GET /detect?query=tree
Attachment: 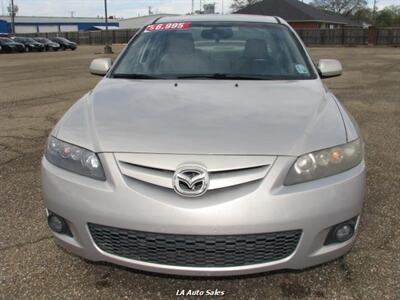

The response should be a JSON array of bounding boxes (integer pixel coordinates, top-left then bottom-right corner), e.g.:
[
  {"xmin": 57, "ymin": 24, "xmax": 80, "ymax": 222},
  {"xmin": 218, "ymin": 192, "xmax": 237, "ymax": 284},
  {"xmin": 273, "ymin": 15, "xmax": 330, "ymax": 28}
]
[
  {"xmin": 352, "ymin": 7, "xmax": 373, "ymax": 23},
  {"xmin": 310, "ymin": 0, "xmax": 368, "ymax": 16},
  {"xmin": 374, "ymin": 5, "xmax": 400, "ymax": 27},
  {"xmin": 230, "ymin": 0, "xmax": 262, "ymax": 12}
]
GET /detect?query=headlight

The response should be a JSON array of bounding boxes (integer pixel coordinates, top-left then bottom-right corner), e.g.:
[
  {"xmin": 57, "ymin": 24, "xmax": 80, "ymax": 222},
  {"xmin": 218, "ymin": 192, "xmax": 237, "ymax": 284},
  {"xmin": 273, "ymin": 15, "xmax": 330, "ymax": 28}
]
[
  {"xmin": 284, "ymin": 139, "xmax": 363, "ymax": 185},
  {"xmin": 45, "ymin": 136, "xmax": 106, "ymax": 181}
]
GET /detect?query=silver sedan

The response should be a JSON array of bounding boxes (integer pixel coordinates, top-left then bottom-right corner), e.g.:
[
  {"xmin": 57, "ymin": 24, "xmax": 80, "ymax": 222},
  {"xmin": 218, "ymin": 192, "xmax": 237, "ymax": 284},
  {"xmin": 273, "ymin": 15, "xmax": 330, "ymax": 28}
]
[{"xmin": 42, "ymin": 14, "xmax": 365, "ymax": 276}]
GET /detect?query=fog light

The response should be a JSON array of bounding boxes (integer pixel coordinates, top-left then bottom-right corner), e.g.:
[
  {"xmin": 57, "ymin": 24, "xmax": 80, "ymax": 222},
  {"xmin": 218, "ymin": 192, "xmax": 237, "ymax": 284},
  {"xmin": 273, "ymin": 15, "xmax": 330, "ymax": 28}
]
[
  {"xmin": 324, "ymin": 216, "xmax": 358, "ymax": 245},
  {"xmin": 48, "ymin": 215, "xmax": 64, "ymax": 232},
  {"xmin": 335, "ymin": 224, "xmax": 354, "ymax": 242},
  {"xmin": 47, "ymin": 213, "xmax": 72, "ymax": 236}
]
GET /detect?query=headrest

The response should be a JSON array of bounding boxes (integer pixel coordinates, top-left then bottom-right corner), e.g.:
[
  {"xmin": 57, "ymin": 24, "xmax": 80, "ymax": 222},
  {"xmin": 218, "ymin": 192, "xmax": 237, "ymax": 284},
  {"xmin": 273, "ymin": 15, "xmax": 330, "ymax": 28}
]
[
  {"xmin": 166, "ymin": 33, "xmax": 195, "ymax": 55},
  {"xmin": 243, "ymin": 39, "xmax": 269, "ymax": 59}
]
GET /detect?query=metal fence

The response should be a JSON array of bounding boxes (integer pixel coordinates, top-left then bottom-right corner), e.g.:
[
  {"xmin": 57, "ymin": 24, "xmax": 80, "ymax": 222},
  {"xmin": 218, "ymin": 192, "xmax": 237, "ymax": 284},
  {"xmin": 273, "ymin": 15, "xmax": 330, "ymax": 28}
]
[
  {"xmin": 20, "ymin": 27, "xmax": 400, "ymax": 46},
  {"xmin": 376, "ymin": 27, "xmax": 400, "ymax": 45},
  {"xmin": 296, "ymin": 28, "xmax": 368, "ymax": 45}
]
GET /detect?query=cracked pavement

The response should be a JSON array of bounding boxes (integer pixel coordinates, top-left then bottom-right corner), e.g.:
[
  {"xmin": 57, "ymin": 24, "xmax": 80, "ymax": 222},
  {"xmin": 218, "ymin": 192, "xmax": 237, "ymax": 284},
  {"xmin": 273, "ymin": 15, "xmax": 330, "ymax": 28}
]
[{"xmin": 0, "ymin": 46, "xmax": 399, "ymax": 299}]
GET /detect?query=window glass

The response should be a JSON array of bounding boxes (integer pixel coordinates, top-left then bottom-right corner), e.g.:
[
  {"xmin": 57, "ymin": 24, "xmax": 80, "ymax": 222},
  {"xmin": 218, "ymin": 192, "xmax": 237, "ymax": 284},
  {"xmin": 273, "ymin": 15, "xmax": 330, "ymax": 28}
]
[{"xmin": 112, "ymin": 22, "xmax": 316, "ymax": 80}]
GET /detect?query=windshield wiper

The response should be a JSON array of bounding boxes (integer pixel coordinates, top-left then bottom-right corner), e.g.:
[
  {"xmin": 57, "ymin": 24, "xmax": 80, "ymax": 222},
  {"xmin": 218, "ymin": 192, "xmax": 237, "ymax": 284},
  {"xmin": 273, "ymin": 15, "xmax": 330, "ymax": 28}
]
[
  {"xmin": 111, "ymin": 73, "xmax": 163, "ymax": 79},
  {"xmin": 175, "ymin": 74, "xmax": 270, "ymax": 80}
]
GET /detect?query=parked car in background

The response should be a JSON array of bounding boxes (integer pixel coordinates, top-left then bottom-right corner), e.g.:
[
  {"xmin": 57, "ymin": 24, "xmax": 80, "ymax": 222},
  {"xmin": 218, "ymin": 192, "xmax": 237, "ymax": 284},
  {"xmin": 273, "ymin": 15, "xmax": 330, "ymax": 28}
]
[
  {"xmin": 50, "ymin": 37, "xmax": 77, "ymax": 50},
  {"xmin": 0, "ymin": 37, "xmax": 25, "ymax": 53},
  {"xmin": 33, "ymin": 37, "xmax": 61, "ymax": 51},
  {"xmin": 12, "ymin": 37, "xmax": 45, "ymax": 52}
]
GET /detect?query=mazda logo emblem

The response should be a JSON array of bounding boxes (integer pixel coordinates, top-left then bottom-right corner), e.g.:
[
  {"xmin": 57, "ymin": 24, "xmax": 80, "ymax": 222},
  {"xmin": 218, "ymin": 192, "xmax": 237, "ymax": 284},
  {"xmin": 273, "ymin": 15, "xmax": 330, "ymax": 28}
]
[{"xmin": 173, "ymin": 165, "xmax": 209, "ymax": 197}]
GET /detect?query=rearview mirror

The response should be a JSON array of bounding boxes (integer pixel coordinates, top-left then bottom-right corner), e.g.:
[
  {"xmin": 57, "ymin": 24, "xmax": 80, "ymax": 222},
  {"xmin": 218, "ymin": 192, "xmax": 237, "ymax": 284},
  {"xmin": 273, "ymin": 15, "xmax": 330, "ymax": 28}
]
[
  {"xmin": 201, "ymin": 28, "xmax": 233, "ymax": 40},
  {"xmin": 89, "ymin": 58, "xmax": 112, "ymax": 76},
  {"xmin": 317, "ymin": 59, "xmax": 342, "ymax": 78}
]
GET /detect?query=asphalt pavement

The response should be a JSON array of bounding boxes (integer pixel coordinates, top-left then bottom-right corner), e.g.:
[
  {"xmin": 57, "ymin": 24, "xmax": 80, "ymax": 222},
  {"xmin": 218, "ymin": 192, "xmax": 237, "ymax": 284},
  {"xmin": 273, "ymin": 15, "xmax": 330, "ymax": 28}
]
[{"xmin": 0, "ymin": 45, "xmax": 399, "ymax": 299}]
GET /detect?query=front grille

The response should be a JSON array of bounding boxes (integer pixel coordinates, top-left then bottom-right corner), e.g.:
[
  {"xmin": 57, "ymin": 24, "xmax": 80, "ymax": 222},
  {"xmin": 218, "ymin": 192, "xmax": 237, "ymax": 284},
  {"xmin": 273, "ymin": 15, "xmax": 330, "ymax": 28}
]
[
  {"xmin": 113, "ymin": 153, "xmax": 276, "ymax": 193},
  {"xmin": 88, "ymin": 223, "xmax": 301, "ymax": 268}
]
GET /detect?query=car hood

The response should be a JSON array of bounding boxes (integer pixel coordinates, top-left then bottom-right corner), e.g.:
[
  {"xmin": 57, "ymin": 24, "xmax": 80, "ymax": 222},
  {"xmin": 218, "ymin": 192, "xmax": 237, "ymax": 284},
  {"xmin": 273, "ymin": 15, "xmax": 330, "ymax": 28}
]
[{"xmin": 55, "ymin": 79, "xmax": 346, "ymax": 156}]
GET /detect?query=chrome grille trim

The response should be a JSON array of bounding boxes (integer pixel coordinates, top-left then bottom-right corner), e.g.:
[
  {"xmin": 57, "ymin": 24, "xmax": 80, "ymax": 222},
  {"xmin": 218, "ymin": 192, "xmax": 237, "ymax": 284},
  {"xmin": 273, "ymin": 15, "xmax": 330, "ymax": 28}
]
[
  {"xmin": 114, "ymin": 154, "xmax": 276, "ymax": 191},
  {"xmin": 118, "ymin": 161, "xmax": 173, "ymax": 189}
]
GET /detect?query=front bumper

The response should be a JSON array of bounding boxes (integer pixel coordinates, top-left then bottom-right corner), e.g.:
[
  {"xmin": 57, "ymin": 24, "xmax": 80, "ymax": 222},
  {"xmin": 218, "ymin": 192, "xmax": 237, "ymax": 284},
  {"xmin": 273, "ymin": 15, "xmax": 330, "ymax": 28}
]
[{"xmin": 42, "ymin": 154, "xmax": 365, "ymax": 276}]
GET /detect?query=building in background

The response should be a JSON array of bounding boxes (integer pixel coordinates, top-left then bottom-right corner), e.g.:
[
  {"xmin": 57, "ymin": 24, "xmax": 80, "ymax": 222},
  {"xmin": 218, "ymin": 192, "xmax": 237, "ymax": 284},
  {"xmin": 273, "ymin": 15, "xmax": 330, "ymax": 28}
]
[
  {"xmin": 0, "ymin": 16, "xmax": 119, "ymax": 34},
  {"xmin": 203, "ymin": 3, "xmax": 216, "ymax": 14},
  {"xmin": 118, "ymin": 14, "xmax": 179, "ymax": 30},
  {"xmin": 235, "ymin": 0, "xmax": 362, "ymax": 28}
]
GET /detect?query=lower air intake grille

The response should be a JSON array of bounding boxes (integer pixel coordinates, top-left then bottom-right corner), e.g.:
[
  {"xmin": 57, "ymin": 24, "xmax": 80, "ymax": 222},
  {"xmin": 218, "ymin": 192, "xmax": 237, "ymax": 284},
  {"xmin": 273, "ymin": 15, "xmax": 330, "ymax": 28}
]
[{"xmin": 88, "ymin": 223, "xmax": 301, "ymax": 268}]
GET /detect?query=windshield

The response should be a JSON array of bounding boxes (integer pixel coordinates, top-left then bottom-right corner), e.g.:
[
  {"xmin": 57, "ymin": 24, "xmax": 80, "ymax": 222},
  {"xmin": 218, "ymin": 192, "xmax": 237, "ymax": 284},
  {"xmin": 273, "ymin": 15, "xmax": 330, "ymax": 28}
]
[
  {"xmin": 55, "ymin": 37, "xmax": 69, "ymax": 42},
  {"xmin": 0, "ymin": 38, "xmax": 15, "ymax": 44},
  {"xmin": 36, "ymin": 38, "xmax": 50, "ymax": 43},
  {"xmin": 15, "ymin": 37, "xmax": 32, "ymax": 43},
  {"xmin": 112, "ymin": 22, "xmax": 316, "ymax": 80}
]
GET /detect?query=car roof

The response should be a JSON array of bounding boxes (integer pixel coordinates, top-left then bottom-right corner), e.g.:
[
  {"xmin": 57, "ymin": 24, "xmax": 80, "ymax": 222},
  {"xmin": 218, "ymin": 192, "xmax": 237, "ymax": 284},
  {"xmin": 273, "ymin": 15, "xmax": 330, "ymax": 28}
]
[{"xmin": 156, "ymin": 14, "xmax": 285, "ymax": 25}]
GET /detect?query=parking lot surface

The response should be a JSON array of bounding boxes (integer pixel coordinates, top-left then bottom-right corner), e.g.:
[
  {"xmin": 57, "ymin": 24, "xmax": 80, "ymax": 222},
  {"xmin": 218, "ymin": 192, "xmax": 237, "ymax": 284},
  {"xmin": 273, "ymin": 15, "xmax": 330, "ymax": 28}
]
[{"xmin": 0, "ymin": 46, "xmax": 399, "ymax": 299}]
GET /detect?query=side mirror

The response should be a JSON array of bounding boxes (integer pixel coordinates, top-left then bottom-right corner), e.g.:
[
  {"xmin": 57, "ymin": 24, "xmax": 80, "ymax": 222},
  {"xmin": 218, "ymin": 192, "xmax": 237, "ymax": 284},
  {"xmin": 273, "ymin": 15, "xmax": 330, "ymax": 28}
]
[
  {"xmin": 89, "ymin": 58, "xmax": 112, "ymax": 76},
  {"xmin": 317, "ymin": 59, "xmax": 342, "ymax": 78}
]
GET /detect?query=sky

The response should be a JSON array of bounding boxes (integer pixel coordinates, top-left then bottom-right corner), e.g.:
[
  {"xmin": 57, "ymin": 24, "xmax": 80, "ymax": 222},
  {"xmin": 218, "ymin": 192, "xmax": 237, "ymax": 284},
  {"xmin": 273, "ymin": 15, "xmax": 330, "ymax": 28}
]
[{"xmin": 0, "ymin": 0, "xmax": 398, "ymax": 18}]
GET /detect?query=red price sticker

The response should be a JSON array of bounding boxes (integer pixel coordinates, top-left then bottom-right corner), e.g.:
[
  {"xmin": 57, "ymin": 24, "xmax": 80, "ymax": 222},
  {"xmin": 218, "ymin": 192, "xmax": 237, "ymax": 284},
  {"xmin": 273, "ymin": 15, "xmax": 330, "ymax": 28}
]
[{"xmin": 144, "ymin": 22, "xmax": 190, "ymax": 33}]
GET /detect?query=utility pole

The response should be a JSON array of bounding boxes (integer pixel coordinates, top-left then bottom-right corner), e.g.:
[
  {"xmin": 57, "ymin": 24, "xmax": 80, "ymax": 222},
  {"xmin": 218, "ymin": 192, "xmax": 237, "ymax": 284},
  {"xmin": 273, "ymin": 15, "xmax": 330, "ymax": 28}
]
[
  {"xmin": 373, "ymin": 0, "xmax": 377, "ymax": 16},
  {"xmin": 191, "ymin": 0, "xmax": 194, "ymax": 14},
  {"xmin": 1, "ymin": 0, "xmax": 5, "ymax": 16},
  {"xmin": 104, "ymin": 0, "xmax": 112, "ymax": 53},
  {"xmin": 10, "ymin": 0, "xmax": 15, "ymax": 34}
]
